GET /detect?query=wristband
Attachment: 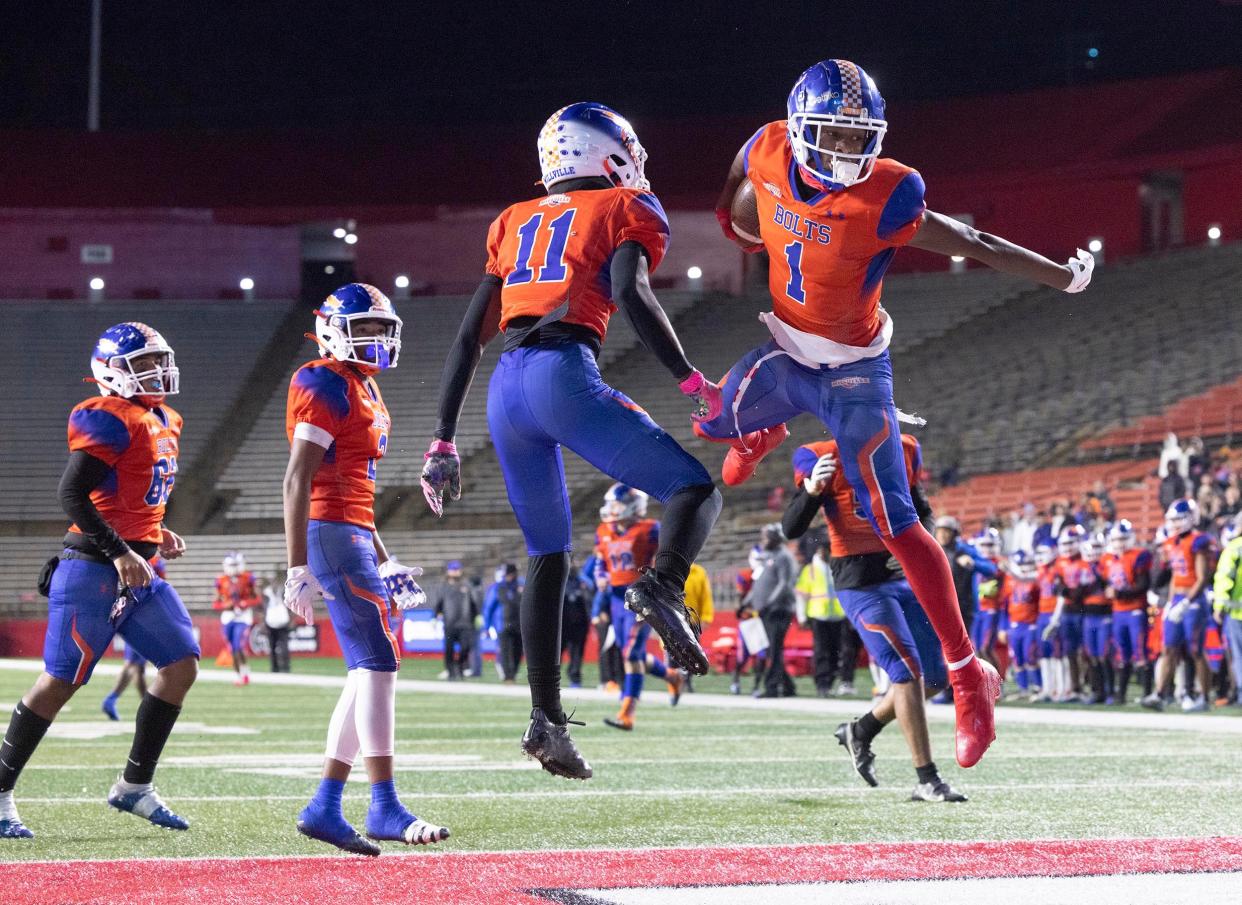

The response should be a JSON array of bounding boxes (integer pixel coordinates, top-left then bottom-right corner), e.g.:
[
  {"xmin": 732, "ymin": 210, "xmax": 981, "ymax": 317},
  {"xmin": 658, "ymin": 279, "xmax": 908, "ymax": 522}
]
[
  {"xmin": 425, "ymin": 439, "xmax": 457, "ymax": 458},
  {"xmin": 679, "ymin": 369, "xmax": 706, "ymax": 395}
]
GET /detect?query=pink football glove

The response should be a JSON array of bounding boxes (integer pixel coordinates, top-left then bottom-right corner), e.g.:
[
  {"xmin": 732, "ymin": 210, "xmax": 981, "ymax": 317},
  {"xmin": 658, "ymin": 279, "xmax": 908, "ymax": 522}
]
[
  {"xmin": 679, "ymin": 369, "xmax": 723, "ymax": 423},
  {"xmin": 420, "ymin": 439, "xmax": 461, "ymax": 517}
]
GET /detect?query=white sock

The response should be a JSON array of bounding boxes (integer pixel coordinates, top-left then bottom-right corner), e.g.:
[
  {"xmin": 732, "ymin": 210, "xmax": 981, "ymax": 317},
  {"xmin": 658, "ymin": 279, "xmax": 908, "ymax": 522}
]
[
  {"xmin": 0, "ymin": 790, "xmax": 19, "ymax": 821},
  {"xmin": 241, "ymin": 663, "xmax": 250, "ymax": 678},
  {"xmin": 325, "ymin": 669, "xmax": 361, "ymax": 766},
  {"xmin": 1038, "ymin": 659, "xmax": 1051, "ymax": 695},
  {"xmin": 355, "ymin": 669, "xmax": 397, "ymax": 759}
]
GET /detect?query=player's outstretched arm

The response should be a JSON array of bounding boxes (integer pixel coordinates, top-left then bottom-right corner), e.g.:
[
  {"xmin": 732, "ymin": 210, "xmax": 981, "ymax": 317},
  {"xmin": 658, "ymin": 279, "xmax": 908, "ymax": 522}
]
[
  {"xmin": 909, "ymin": 210, "xmax": 1093, "ymax": 293},
  {"xmin": 611, "ymin": 242, "xmax": 722, "ymax": 422}
]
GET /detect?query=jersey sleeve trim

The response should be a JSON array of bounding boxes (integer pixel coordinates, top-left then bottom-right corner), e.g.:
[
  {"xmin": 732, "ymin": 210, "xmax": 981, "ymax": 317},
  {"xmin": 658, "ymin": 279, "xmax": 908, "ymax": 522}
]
[
  {"xmin": 68, "ymin": 406, "xmax": 132, "ymax": 465},
  {"xmin": 876, "ymin": 170, "xmax": 927, "ymax": 244},
  {"xmin": 741, "ymin": 125, "xmax": 768, "ymax": 176},
  {"xmin": 294, "ymin": 422, "xmax": 334, "ymax": 449}
]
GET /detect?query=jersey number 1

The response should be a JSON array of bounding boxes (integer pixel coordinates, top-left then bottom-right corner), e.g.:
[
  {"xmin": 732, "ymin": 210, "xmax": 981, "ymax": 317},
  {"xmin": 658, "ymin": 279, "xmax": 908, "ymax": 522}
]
[
  {"xmin": 506, "ymin": 209, "xmax": 578, "ymax": 286},
  {"xmin": 784, "ymin": 241, "xmax": 806, "ymax": 305}
]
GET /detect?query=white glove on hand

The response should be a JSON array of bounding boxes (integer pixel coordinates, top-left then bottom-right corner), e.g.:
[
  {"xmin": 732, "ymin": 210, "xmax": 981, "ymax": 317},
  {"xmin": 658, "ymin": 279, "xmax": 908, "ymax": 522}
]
[
  {"xmin": 1041, "ymin": 617, "xmax": 1061, "ymax": 642},
  {"xmin": 1064, "ymin": 249, "xmax": 1095, "ymax": 293},
  {"xmin": 1164, "ymin": 600, "xmax": 1188, "ymax": 624},
  {"xmin": 803, "ymin": 452, "xmax": 837, "ymax": 496},
  {"xmin": 284, "ymin": 565, "xmax": 331, "ymax": 625},
  {"xmin": 379, "ymin": 559, "xmax": 427, "ymax": 610}
]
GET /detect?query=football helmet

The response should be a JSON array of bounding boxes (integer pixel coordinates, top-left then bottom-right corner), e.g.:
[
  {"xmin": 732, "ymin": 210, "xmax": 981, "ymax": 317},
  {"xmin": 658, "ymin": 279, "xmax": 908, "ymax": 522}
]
[
  {"xmin": 1081, "ymin": 533, "xmax": 1105, "ymax": 563},
  {"xmin": 1057, "ymin": 524, "xmax": 1086, "ymax": 557},
  {"xmin": 1034, "ymin": 542, "xmax": 1057, "ymax": 567},
  {"xmin": 786, "ymin": 59, "xmax": 888, "ymax": 189},
  {"xmin": 600, "ymin": 483, "xmax": 649, "ymax": 524},
  {"xmin": 1107, "ymin": 519, "xmax": 1135, "ymax": 554},
  {"xmin": 1164, "ymin": 498, "xmax": 1198, "ymax": 537},
  {"xmin": 1009, "ymin": 549, "xmax": 1036, "ymax": 580},
  {"xmin": 973, "ymin": 527, "xmax": 1001, "ymax": 558},
  {"xmin": 538, "ymin": 102, "xmax": 649, "ymax": 191},
  {"xmin": 315, "ymin": 283, "xmax": 402, "ymax": 370},
  {"xmin": 222, "ymin": 552, "xmax": 245, "ymax": 577},
  {"xmin": 91, "ymin": 322, "xmax": 179, "ymax": 403}
]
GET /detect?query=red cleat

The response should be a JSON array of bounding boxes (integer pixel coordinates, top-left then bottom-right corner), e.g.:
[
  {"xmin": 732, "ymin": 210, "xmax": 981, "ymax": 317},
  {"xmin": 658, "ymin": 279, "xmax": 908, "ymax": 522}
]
[
  {"xmin": 950, "ymin": 658, "xmax": 1001, "ymax": 768},
  {"xmin": 721, "ymin": 424, "xmax": 789, "ymax": 486}
]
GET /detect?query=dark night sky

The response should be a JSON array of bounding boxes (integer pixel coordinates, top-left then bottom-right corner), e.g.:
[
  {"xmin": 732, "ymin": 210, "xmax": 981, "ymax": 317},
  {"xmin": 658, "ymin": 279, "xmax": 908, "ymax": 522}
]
[{"xmin": 3, "ymin": 1, "xmax": 1241, "ymax": 132}]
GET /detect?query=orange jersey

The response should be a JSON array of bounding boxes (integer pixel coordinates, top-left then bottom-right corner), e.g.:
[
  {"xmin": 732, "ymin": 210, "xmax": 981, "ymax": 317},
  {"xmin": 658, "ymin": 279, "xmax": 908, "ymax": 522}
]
[
  {"xmin": 1081, "ymin": 561, "xmax": 1110, "ymax": 611},
  {"xmin": 1161, "ymin": 530, "xmax": 1213, "ymax": 594},
  {"xmin": 742, "ymin": 121, "xmax": 925, "ymax": 346},
  {"xmin": 1100, "ymin": 548, "xmax": 1152, "ymax": 611},
  {"xmin": 286, "ymin": 358, "xmax": 391, "ymax": 531},
  {"xmin": 66, "ymin": 395, "xmax": 181, "ymax": 545},
  {"xmin": 792, "ymin": 434, "xmax": 920, "ymax": 557},
  {"xmin": 594, "ymin": 518, "xmax": 659, "ymax": 587},
  {"xmin": 213, "ymin": 572, "xmax": 261, "ymax": 611},
  {"xmin": 1037, "ymin": 562, "xmax": 1059, "ymax": 614},
  {"xmin": 1005, "ymin": 577, "xmax": 1040, "ymax": 623},
  {"xmin": 485, "ymin": 187, "xmax": 670, "ymax": 342}
]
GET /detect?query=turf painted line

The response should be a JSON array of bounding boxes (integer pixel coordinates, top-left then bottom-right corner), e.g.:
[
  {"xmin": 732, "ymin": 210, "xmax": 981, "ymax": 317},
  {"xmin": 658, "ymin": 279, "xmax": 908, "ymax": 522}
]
[
  {"xmin": 2, "ymin": 657, "xmax": 1240, "ymax": 734},
  {"xmin": 0, "ymin": 836, "xmax": 1237, "ymax": 904}
]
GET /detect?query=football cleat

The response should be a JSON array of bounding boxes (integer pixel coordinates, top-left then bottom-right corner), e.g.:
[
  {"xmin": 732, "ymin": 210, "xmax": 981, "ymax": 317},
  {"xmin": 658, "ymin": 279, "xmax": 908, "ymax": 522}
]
[
  {"xmin": 101, "ymin": 694, "xmax": 120, "ymax": 721},
  {"xmin": 365, "ymin": 804, "xmax": 450, "ymax": 846},
  {"xmin": 603, "ymin": 716, "xmax": 634, "ymax": 731},
  {"xmin": 521, "ymin": 708, "xmax": 592, "ymax": 780},
  {"xmin": 624, "ymin": 570, "xmax": 709, "ymax": 675},
  {"xmin": 668, "ymin": 669, "xmax": 686, "ymax": 707},
  {"xmin": 107, "ymin": 781, "xmax": 189, "ymax": 831},
  {"xmin": 0, "ymin": 818, "xmax": 33, "ymax": 839},
  {"xmin": 950, "ymin": 658, "xmax": 1001, "ymax": 768},
  {"xmin": 911, "ymin": 779, "xmax": 968, "ymax": 803},
  {"xmin": 722, "ymin": 424, "xmax": 789, "ymax": 487},
  {"xmin": 834, "ymin": 720, "xmax": 879, "ymax": 787},
  {"xmin": 1140, "ymin": 693, "xmax": 1166, "ymax": 712},
  {"xmin": 297, "ymin": 804, "xmax": 380, "ymax": 857},
  {"xmin": 1181, "ymin": 696, "xmax": 1208, "ymax": 713}
]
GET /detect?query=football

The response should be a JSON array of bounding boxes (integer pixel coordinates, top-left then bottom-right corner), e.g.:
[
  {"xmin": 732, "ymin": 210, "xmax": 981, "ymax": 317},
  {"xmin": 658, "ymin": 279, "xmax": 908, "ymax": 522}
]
[{"xmin": 730, "ymin": 179, "xmax": 762, "ymax": 244}]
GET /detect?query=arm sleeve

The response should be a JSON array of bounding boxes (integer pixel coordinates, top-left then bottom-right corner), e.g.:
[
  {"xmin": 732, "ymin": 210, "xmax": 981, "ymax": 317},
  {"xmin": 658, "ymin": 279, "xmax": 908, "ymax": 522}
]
[
  {"xmin": 876, "ymin": 170, "xmax": 927, "ymax": 246},
  {"xmin": 434, "ymin": 275, "xmax": 503, "ymax": 441},
  {"xmin": 615, "ymin": 192, "xmax": 671, "ymax": 273},
  {"xmin": 58, "ymin": 450, "xmax": 130, "ymax": 559},
  {"xmin": 970, "ymin": 547, "xmax": 998, "ymax": 577},
  {"xmin": 910, "ymin": 484, "xmax": 933, "ymax": 522},
  {"xmin": 609, "ymin": 241, "xmax": 693, "ymax": 379},
  {"xmin": 782, "ymin": 487, "xmax": 823, "ymax": 541}
]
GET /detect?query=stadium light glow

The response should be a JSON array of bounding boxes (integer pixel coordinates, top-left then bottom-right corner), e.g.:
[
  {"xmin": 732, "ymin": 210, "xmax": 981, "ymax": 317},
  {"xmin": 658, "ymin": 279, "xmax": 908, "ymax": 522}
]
[
  {"xmin": 239, "ymin": 277, "xmax": 255, "ymax": 291},
  {"xmin": 1208, "ymin": 224, "xmax": 1222, "ymax": 245},
  {"xmin": 1088, "ymin": 238, "xmax": 1103, "ymax": 254},
  {"xmin": 1087, "ymin": 47, "xmax": 1099, "ymax": 59},
  {"xmin": 324, "ymin": 264, "xmax": 335, "ymax": 274},
  {"xmin": 395, "ymin": 275, "xmax": 410, "ymax": 289},
  {"xmin": 686, "ymin": 266, "xmax": 703, "ymax": 280},
  {"xmin": 950, "ymin": 255, "xmax": 965, "ymax": 263},
  {"xmin": 89, "ymin": 277, "xmax": 105, "ymax": 291},
  {"xmin": 333, "ymin": 227, "xmax": 347, "ymax": 239},
  {"xmin": 344, "ymin": 233, "xmax": 358, "ymax": 245}
]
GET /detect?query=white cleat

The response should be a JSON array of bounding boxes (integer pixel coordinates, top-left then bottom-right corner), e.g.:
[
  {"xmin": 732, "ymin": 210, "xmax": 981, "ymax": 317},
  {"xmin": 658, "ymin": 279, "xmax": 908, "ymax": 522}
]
[{"xmin": 403, "ymin": 817, "xmax": 451, "ymax": 845}]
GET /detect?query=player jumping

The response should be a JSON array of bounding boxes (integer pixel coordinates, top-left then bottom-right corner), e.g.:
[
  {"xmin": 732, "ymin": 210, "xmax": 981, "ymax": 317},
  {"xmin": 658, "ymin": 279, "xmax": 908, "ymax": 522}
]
[
  {"xmin": 1, "ymin": 324, "xmax": 197, "ymax": 838},
  {"xmin": 701, "ymin": 59, "xmax": 1094, "ymax": 766},
  {"xmin": 420, "ymin": 102, "xmax": 723, "ymax": 780},
  {"xmin": 282, "ymin": 284, "xmax": 448, "ymax": 855}
]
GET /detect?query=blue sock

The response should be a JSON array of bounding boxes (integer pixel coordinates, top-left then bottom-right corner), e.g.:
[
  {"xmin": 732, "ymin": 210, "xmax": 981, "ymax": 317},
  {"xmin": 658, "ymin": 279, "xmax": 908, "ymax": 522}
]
[
  {"xmin": 1015, "ymin": 669, "xmax": 1028, "ymax": 692},
  {"xmin": 370, "ymin": 778, "xmax": 400, "ymax": 811},
  {"xmin": 623, "ymin": 672, "xmax": 645, "ymax": 701},
  {"xmin": 646, "ymin": 657, "xmax": 668, "ymax": 679},
  {"xmin": 310, "ymin": 777, "xmax": 345, "ymax": 814}
]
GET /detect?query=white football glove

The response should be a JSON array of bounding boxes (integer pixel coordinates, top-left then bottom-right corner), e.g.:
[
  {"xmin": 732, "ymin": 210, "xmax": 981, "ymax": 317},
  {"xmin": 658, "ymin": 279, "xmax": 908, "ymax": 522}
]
[
  {"xmin": 1063, "ymin": 248, "xmax": 1095, "ymax": 293},
  {"xmin": 1041, "ymin": 616, "xmax": 1061, "ymax": 642},
  {"xmin": 284, "ymin": 565, "xmax": 332, "ymax": 625},
  {"xmin": 379, "ymin": 559, "xmax": 427, "ymax": 610},
  {"xmin": 1164, "ymin": 599, "xmax": 1188, "ymax": 624},
  {"xmin": 803, "ymin": 452, "xmax": 837, "ymax": 495}
]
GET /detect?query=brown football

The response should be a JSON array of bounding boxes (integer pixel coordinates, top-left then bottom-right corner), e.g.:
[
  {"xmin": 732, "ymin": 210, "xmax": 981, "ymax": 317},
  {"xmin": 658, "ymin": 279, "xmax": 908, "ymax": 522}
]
[{"xmin": 730, "ymin": 179, "xmax": 762, "ymax": 244}]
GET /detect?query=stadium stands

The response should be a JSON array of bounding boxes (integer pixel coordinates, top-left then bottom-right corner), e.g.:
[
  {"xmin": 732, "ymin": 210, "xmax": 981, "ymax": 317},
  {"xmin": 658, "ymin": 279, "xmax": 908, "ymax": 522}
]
[{"xmin": 1082, "ymin": 373, "xmax": 1242, "ymax": 453}]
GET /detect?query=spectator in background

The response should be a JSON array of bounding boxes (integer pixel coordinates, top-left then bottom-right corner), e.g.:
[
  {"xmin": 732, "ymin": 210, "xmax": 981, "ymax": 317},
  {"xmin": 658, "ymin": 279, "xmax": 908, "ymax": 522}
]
[
  {"xmin": 561, "ymin": 564, "xmax": 591, "ymax": 689},
  {"xmin": 1031, "ymin": 508, "xmax": 1055, "ymax": 552},
  {"xmin": 932, "ymin": 516, "xmax": 998, "ymax": 702},
  {"xmin": 1159, "ymin": 461, "xmax": 1187, "ymax": 513},
  {"xmin": 262, "ymin": 567, "xmax": 292, "ymax": 673},
  {"xmin": 750, "ymin": 524, "xmax": 798, "ymax": 698},
  {"xmin": 1186, "ymin": 436, "xmax": 1208, "ymax": 485},
  {"xmin": 584, "ymin": 555, "xmax": 623, "ymax": 694},
  {"xmin": 1012, "ymin": 502, "xmax": 1039, "ymax": 553},
  {"xmin": 796, "ymin": 541, "xmax": 846, "ymax": 697},
  {"xmin": 1158, "ymin": 432, "xmax": 1184, "ymax": 479},
  {"xmin": 1049, "ymin": 502, "xmax": 1076, "ymax": 542},
  {"xmin": 1219, "ymin": 484, "xmax": 1242, "ymax": 529},
  {"xmin": 433, "ymin": 561, "xmax": 478, "ymax": 681},
  {"xmin": 682, "ymin": 562, "xmax": 714, "ymax": 693},
  {"xmin": 484, "ymin": 563, "xmax": 523, "ymax": 683},
  {"xmin": 1215, "ymin": 515, "xmax": 1242, "ymax": 706},
  {"xmin": 1196, "ymin": 473, "xmax": 1222, "ymax": 528}
]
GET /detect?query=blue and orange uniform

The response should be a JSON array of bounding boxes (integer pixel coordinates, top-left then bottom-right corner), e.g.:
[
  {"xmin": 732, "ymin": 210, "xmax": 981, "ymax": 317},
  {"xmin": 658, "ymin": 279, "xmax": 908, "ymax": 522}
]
[
  {"xmin": 47, "ymin": 396, "xmax": 197, "ymax": 684},
  {"xmin": 213, "ymin": 571, "xmax": 262, "ymax": 654},
  {"xmin": 1036, "ymin": 559, "xmax": 1061, "ymax": 659},
  {"xmin": 1160, "ymin": 530, "xmax": 1214, "ymax": 656},
  {"xmin": 972, "ymin": 558, "xmax": 1005, "ymax": 657},
  {"xmin": 1080, "ymin": 562, "xmax": 1112, "ymax": 662},
  {"xmin": 1003, "ymin": 576, "xmax": 1041, "ymax": 692},
  {"xmin": 1052, "ymin": 554, "xmax": 1091, "ymax": 657},
  {"xmin": 286, "ymin": 358, "xmax": 399, "ymax": 671},
  {"xmin": 1101, "ymin": 547, "xmax": 1152, "ymax": 666}
]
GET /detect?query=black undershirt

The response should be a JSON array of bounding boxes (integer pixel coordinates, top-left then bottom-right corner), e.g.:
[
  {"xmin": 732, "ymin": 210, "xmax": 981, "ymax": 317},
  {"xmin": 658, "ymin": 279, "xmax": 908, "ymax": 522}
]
[{"xmin": 58, "ymin": 449, "xmax": 157, "ymax": 561}]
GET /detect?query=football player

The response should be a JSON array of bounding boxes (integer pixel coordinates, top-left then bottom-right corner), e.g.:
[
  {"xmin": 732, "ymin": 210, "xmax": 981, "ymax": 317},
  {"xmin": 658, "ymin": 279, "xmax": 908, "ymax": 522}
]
[
  {"xmin": 420, "ymin": 103, "xmax": 723, "ymax": 780},
  {"xmin": 1044, "ymin": 525, "xmax": 1090, "ymax": 702},
  {"xmin": 1033, "ymin": 541, "xmax": 1065, "ymax": 701},
  {"xmin": 970, "ymin": 529, "xmax": 1005, "ymax": 674},
  {"xmin": 1100, "ymin": 519, "xmax": 1152, "ymax": 703},
  {"xmin": 1143, "ymin": 500, "xmax": 1214, "ymax": 711},
  {"xmin": 699, "ymin": 60, "xmax": 1093, "ymax": 767},
  {"xmin": 594, "ymin": 485, "xmax": 683, "ymax": 730},
  {"xmin": 1079, "ymin": 533, "xmax": 1114, "ymax": 703},
  {"xmin": 1, "ymin": 324, "xmax": 197, "ymax": 838},
  {"xmin": 784, "ymin": 434, "xmax": 967, "ymax": 802},
  {"xmin": 282, "ymin": 284, "xmax": 447, "ymax": 855},
  {"xmin": 1002, "ymin": 550, "xmax": 1041, "ymax": 701},
  {"xmin": 213, "ymin": 551, "xmax": 262, "ymax": 686}
]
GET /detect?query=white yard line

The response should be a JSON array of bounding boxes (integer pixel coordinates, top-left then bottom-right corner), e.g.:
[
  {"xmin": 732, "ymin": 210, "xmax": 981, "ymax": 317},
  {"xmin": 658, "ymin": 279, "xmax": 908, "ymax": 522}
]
[{"xmin": 3, "ymin": 657, "xmax": 1239, "ymax": 734}]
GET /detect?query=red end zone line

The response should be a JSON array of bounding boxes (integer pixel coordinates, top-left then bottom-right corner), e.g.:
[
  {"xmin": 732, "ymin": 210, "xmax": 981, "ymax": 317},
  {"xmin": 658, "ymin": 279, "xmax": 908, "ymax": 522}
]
[{"xmin": 4, "ymin": 837, "xmax": 1241, "ymax": 905}]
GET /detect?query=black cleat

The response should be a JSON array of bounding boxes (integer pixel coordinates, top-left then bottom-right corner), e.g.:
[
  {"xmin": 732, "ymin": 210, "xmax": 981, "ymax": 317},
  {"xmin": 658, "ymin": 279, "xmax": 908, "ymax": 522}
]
[
  {"xmin": 910, "ymin": 779, "xmax": 968, "ymax": 803},
  {"xmin": 602, "ymin": 716, "xmax": 633, "ymax": 731},
  {"xmin": 624, "ymin": 569, "xmax": 709, "ymax": 676},
  {"xmin": 834, "ymin": 720, "xmax": 878, "ymax": 788},
  {"xmin": 296, "ymin": 815, "xmax": 382, "ymax": 857},
  {"xmin": 521, "ymin": 708, "xmax": 592, "ymax": 780}
]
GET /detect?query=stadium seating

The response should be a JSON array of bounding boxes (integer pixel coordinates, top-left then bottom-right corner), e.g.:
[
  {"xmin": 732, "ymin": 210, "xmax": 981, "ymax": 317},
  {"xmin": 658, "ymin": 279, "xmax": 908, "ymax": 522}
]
[
  {"xmin": 1081, "ymin": 373, "xmax": 1242, "ymax": 453},
  {"xmin": 0, "ymin": 300, "xmax": 293, "ymax": 523}
]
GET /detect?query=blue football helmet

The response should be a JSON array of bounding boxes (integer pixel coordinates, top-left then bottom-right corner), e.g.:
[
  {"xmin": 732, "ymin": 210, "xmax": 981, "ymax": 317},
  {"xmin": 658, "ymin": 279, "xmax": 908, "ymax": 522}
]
[
  {"xmin": 1034, "ymin": 542, "xmax": 1057, "ymax": 567},
  {"xmin": 315, "ymin": 283, "xmax": 402, "ymax": 370},
  {"xmin": 1164, "ymin": 498, "xmax": 1198, "ymax": 537},
  {"xmin": 786, "ymin": 59, "xmax": 888, "ymax": 189},
  {"xmin": 538, "ymin": 102, "xmax": 649, "ymax": 191},
  {"xmin": 1057, "ymin": 524, "xmax": 1086, "ymax": 557},
  {"xmin": 973, "ymin": 527, "xmax": 1002, "ymax": 558},
  {"xmin": 600, "ymin": 483, "xmax": 649, "ymax": 524},
  {"xmin": 1082, "ymin": 532, "xmax": 1105, "ymax": 563},
  {"xmin": 1107, "ymin": 519, "xmax": 1135, "ymax": 554},
  {"xmin": 90, "ymin": 322, "xmax": 179, "ymax": 401},
  {"xmin": 1009, "ymin": 549, "xmax": 1036, "ymax": 580}
]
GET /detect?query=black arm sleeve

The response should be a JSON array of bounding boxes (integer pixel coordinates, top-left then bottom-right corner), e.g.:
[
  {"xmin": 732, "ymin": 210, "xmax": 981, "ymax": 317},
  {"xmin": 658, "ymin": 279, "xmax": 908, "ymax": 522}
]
[
  {"xmin": 1131, "ymin": 569, "xmax": 1151, "ymax": 596},
  {"xmin": 610, "ymin": 241, "xmax": 694, "ymax": 380},
  {"xmin": 58, "ymin": 451, "xmax": 129, "ymax": 559},
  {"xmin": 1153, "ymin": 565, "xmax": 1172, "ymax": 592},
  {"xmin": 910, "ymin": 484, "xmax": 933, "ymax": 523},
  {"xmin": 782, "ymin": 487, "xmax": 824, "ymax": 541},
  {"xmin": 434, "ymin": 275, "xmax": 503, "ymax": 441}
]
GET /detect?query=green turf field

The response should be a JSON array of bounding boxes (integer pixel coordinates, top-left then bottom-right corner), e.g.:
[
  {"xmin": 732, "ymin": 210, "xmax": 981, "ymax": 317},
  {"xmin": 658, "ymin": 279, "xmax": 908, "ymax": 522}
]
[{"xmin": 0, "ymin": 657, "xmax": 1238, "ymax": 863}]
